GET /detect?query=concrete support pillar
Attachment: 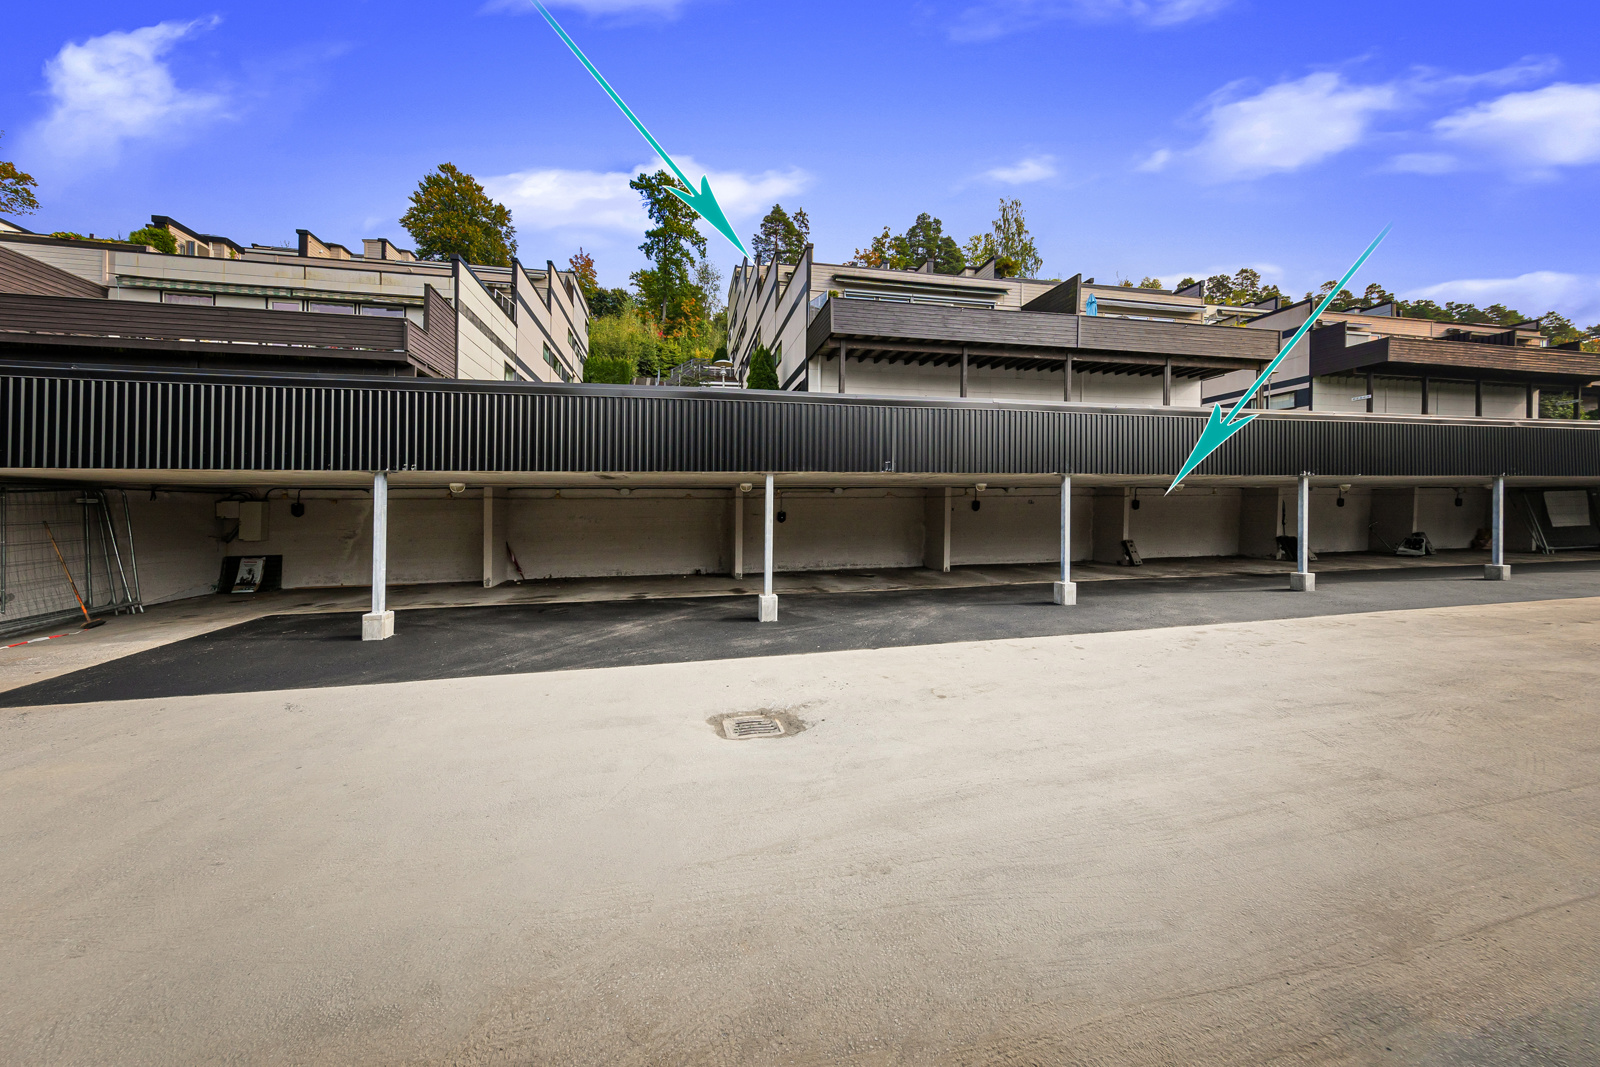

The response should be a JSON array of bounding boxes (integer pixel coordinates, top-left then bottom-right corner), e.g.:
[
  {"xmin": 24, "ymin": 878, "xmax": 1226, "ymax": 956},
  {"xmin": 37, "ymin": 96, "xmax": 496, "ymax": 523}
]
[
  {"xmin": 1162, "ymin": 360, "xmax": 1173, "ymax": 406},
  {"xmin": 941, "ymin": 487, "xmax": 952, "ymax": 572},
  {"xmin": 960, "ymin": 347, "xmax": 969, "ymax": 399},
  {"xmin": 758, "ymin": 474, "xmax": 777, "ymax": 621},
  {"xmin": 837, "ymin": 344, "xmax": 847, "ymax": 395},
  {"xmin": 733, "ymin": 486, "xmax": 745, "ymax": 579},
  {"xmin": 482, "ymin": 486, "xmax": 509, "ymax": 588},
  {"xmin": 1064, "ymin": 355, "xmax": 1074, "ymax": 402},
  {"xmin": 1290, "ymin": 473, "xmax": 1315, "ymax": 592},
  {"xmin": 363, "ymin": 471, "xmax": 394, "ymax": 640},
  {"xmin": 1486, "ymin": 475, "xmax": 1511, "ymax": 580},
  {"xmin": 1053, "ymin": 475, "xmax": 1077, "ymax": 605}
]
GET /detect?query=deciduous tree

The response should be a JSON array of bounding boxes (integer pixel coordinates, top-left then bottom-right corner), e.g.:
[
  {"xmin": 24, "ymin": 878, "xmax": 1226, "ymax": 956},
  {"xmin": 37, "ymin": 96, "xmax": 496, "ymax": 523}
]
[
  {"xmin": 400, "ymin": 163, "xmax": 516, "ymax": 266},
  {"xmin": 0, "ymin": 133, "xmax": 40, "ymax": 217},
  {"xmin": 963, "ymin": 199, "xmax": 1042, "ymax": 278}
]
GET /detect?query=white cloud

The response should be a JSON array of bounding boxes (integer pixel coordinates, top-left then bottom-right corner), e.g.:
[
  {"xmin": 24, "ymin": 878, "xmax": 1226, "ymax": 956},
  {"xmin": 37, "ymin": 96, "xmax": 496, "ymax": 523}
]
[
  {"xmin": 1408, "ymin": 271, "xmax": 1600, "ymax": 323},
  {"xmin": 1137, "ymin": 148, "xmax": 1172, "ymax": 173},
  {"xmin": 485, "ymin": 156, "xmax": 809, "ymax": 236},
  {"xmin": 28, "ymin": 19, "xmax": 225, "ymax": 163},
  {"xmin": 950, "ymin": 0, "xmax": 1229, "ymax": 42},
  {"xmin": 1183, "ymin": 72, "xmax": 1399, "ymax": 180},
  {"xmin": 1434, "ymin": 83, "xmax": 1600, "ymax": 171},
  {"xmin": 1388, "ymin": 152, "xmax": 1458, "ymax": 174},
  {"xmin": 983, "ymin": 156, "xmax": 1057, "ymax": 183}
]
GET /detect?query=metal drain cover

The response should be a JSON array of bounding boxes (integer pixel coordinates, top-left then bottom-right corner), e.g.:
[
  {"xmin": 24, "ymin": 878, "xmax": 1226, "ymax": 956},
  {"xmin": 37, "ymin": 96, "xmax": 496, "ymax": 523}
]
[{"xmin": 722, "ymin": 715, "xmax": 785, "ymax": 740}]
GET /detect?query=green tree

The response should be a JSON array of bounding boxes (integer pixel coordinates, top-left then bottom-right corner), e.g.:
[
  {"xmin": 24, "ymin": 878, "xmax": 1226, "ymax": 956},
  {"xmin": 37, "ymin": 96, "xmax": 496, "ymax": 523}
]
[
  {"xmin": 0, "ymin": 133, "xmax": 40, "ymax": 217},
  {"xmin": 895, "ymin": 213, "xmax": 965, "ymax": 274},
  {"xmin": 127, "ymin": 225, "xmax": 178, "ymax": 254},
  {"xmin": 1174, "ymin": 276, "xmax": 1199, "ymax": 293},
  {"xmin": 400, "ymin": 163, "xmax": 516, "ymax": 266},
  {"xmin": 746, "ymin": 344, "xmax": 779, "ymax": 390},
  {"xmin": 628, "ymin": 170, "xmax": 708, "ymax": 333},
  {"xmin": 751, "ymin": 204, "xmax": 810, "ymax": 264},
  {"xmin": 590, "ymin": 287, "xmax": 633, "ymax": 319},
  {"xmin": 963, "ymin": 198, "xmax": 1042, "ymax": 278},
  {"xmin": 1138, "ymin": 277, "xmax": 1163, "ymax": 289}
]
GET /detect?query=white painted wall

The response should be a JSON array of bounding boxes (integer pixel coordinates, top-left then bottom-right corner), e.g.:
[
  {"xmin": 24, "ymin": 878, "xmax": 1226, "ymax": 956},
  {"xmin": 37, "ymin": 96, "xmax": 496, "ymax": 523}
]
[
  {"xmin": 1415, "ymin": 487, "xmax": 1490, "ymax": 549},
  {"xmin": 947, "ymin": 488, "xmax": 1092, "ymax": 564},
  {"xmin": 512, "ymin": 490, "xmax": 729, "ymax": 579},
  {"xmin": 1312, "ymin": 375, "xmax": 1528, "ymax": 417},
  {"xmin": 1129, "ymin": 488, "xmax": 1241, "ymax": 558},
  {"xmin": 737, "ymin": 490, "xmax": 926, "ymax": 572},
  {"xmin": 123, "ymin": 493, "xmax": 227, "ymax": 604},
  {"xmin": 817, "ymin": 360, "xmax": 1201, "ymax": 406}
]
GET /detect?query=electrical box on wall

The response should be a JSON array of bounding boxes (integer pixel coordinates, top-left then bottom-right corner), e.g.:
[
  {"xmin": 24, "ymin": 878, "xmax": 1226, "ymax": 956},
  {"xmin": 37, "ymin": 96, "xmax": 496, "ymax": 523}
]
[
  {"xmin": 215, "ymin": 500, "xmax": 240, "ymax": 519},
  {"xmin": 237, "ymin": 501, "xmax": 267, "ymax": 541}
]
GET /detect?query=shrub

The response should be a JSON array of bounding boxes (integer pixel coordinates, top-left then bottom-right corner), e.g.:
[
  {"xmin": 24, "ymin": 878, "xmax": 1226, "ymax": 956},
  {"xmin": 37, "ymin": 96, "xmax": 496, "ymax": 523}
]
[
  {"xmin": 746, "ymin": 344, "xmax": 779, "ymax": 390},
  {"xmin": 128, "ymin": 226, "xmax": 177, "ymax": 254},
  {"xmin": 583, "ymin": 354, "xmax": 637, "ymax": 385}
]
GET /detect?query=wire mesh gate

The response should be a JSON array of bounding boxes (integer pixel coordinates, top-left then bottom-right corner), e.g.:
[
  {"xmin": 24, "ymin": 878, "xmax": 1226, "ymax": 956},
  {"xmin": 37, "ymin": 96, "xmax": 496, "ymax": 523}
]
[{"xmin": 0, "ymin": 489, "xmax": 143, "ymax": 639}]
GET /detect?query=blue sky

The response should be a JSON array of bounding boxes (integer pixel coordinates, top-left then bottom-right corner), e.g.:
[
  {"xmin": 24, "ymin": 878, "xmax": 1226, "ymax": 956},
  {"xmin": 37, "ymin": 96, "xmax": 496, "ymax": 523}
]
[{"xmin": 6, "ymin": 0, "xmax": 1599, "ymax": 321}]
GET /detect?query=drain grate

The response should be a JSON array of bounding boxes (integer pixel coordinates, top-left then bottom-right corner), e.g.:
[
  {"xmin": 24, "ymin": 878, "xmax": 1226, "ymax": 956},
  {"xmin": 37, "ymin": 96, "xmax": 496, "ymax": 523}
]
[{"xmin": 722, "ymin": 715, "xmax": 785, "ymax": 740}]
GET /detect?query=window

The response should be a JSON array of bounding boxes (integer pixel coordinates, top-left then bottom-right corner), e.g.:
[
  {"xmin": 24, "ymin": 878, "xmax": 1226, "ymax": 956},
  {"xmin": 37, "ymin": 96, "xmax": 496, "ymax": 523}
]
[
  {"xmin": 567, "ymin": 328, "xmax": 578, "ymax": 355},
  {"xmin": 307, "ymin": 302, "xmax": 354, "ymax": 315},
  {"xmin": 268, "ymin": 299, "xmax": 301, "ymax": 312},
  {"xmin": 504, "ymin": 363, "xmax": 519, "ymax": 381},
  {"xmin": 361, "ymin": 305, "xmax": 405, "ymax": 317},
  {"xmin": 162, "ymin": 291, "xmax": 214, "ymax": 306},
  {"xmin": 543, "ymin": 342, "xmax": 556, "ymax": 368}
]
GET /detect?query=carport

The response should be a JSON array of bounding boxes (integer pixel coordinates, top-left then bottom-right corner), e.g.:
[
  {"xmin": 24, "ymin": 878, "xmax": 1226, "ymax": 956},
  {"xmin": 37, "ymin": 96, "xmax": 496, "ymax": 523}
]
[{"xmin": 2, "ymin": 363, "xmax": 1598, "ymax": 640}]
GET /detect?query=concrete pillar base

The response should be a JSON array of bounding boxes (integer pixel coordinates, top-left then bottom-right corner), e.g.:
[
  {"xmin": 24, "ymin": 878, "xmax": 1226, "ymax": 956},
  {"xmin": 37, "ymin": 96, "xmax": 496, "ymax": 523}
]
[
  {"xmin": 757, "ymin": 594, "xmax": 778, "ymax": 623},
  {"xmin": 362, "ymin": 610, "xmax": 395, "ymax": 641},
  {"xmin": 1484, "ymin": 564, "xmax": 1512, "ymax": 581},
  {"xmin": 1289, "ymin": 572, "xmax": 1316, "ymax": 592},
  {"xmin": 1052, "ymin": 581, "xmax": 1077, "ymax": 606}
]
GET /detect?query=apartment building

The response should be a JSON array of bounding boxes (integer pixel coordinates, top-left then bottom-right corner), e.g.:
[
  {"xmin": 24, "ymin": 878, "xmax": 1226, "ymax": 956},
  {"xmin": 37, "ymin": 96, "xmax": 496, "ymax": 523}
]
[
  {"xmin": 726, "ymin": 250, "xmax": 1280, "ymax": 406},
  {"xmin": 1205, "ymin": 299, "xmax": 1593, "ymax": 418},
  {"xmin": 0, "ymin": 216, "xmax": 589, "ymax": 382}
]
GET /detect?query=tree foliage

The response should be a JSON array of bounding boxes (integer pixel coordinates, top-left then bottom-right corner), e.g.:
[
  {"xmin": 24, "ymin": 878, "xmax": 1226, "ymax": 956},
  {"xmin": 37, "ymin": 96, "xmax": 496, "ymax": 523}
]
[
  {"xmin": 0, "ymin": 133, "xmax": 40, "ymax": 217},
  {"xmin": 963, "ymin": 198, "xmax": 1042, "ymax": 278},
  {"xmin": 567, "ymin": 248, "xmax": 599, "ymax": 302},
  {"xmin": 751, "ymin": 204, "xmax": 810, "ymax": 264},
  {"xmin": 400, "ymin": 163, "xmax": 516, "ymax": 267},
  {"xmin": 628, "ymin": 170, "xmax": 708, "ymax": 332},
  {"xmin": 849, "ymin": 214, "xmax": 965, "ymax": 274},
  {"xmin": 582, "ymin": 352, "xmax": 639, "ymax": 385},
  {"xmin": 128, "ymin": 225, "xmax": 177, "ymax": 254},
  {"xmin": 746, "ymin": 344, "xmax": 779, "ymax": 390}
]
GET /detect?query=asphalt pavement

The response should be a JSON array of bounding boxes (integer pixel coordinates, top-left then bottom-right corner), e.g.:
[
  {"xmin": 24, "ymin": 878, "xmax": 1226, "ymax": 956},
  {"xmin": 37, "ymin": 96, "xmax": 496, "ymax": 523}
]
[{"xmin": 7, "ymin": 560, "xmax": 1600, "ymax": 707}]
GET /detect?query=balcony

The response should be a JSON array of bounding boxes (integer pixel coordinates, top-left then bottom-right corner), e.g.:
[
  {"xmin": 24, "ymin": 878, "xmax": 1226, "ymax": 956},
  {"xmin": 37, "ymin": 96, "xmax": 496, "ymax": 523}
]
[{"xmin": 0, "ymin": 290, "xmax": 457, "ymax": 377}]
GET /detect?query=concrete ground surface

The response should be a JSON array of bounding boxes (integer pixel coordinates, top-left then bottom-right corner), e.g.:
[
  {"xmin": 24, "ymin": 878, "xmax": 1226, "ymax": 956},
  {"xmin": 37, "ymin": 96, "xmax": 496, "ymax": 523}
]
[
  {"xmin": 3, "ymin": 550, "xmax": 1599, "ymax": 701},
  {"xmin": 3, "ymin": 596, "xmax": 1598, "ymax": 1065}
]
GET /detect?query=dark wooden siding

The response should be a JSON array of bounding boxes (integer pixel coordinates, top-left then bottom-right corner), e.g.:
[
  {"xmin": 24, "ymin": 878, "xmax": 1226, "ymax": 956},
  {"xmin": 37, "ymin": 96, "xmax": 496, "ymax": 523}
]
[
  {"xmin": 1315, "ymin": 333, "xmax": 1600, "ymax": 381},
  {"xmin": 811, "ymin": 298, "xmax": 1279, "ymax": 363},
  {"xmin": 0, "ymin": 245, "xmax": 108, "ymax": 300},
  {"xmin": 405, "ymin": 287, "xmax": 457, "ymax": 378}
]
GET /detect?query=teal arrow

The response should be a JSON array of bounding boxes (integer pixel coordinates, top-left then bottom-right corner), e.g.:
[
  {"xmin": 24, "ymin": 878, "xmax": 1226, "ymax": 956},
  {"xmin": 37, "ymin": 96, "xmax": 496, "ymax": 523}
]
[
  {"xmin": 528, "ymin": 1, "xmax": 751, "ymax": 259},
  {"xmin": 1167, "ymin": 225, "xmax": 1392, "ymax": 492}
]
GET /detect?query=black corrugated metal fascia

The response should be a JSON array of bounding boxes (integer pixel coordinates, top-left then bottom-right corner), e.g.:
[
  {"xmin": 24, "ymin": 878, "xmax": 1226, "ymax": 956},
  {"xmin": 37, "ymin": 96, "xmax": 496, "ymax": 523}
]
[{"xmin": 2, "ymin": 366, "xmax": 1599, "ymax": 478}]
